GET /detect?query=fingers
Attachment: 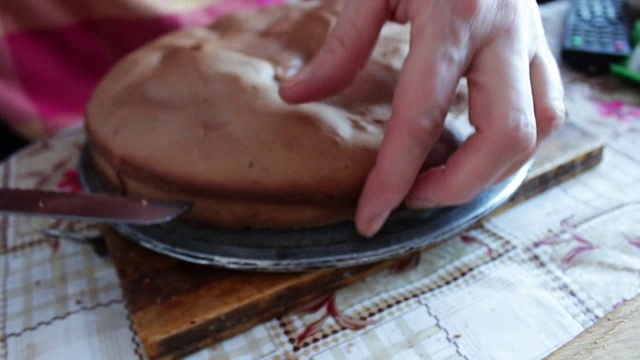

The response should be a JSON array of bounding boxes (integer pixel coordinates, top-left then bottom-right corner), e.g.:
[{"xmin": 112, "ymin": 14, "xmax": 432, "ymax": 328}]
[
  {"xmin": 354, "ymin": 19, "xmax": 468, "ymax": 237},
  {"xmin": 279, "ymin": 0, "xmax": 388, "ymax": 103},
  {"xmin": 491, "ymin": 41, "xmax": 566, "ymax": 185},
  {"xmin": 404, "ymin": 30, "xmax": 537, "ymax": 208},
  {"xmin": 530, "ymin": 40, "xmax": 566, "ymax": 141}
]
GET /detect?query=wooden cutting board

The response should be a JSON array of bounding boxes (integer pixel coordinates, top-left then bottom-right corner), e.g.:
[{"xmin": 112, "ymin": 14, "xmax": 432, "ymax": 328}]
[
  {"xmin": 104, "ymin": 123, "xmax": 605, "ymax": 359},
  {"xmin": 547, "ymin": 293, "xmax": 640, "ymax": 359}
]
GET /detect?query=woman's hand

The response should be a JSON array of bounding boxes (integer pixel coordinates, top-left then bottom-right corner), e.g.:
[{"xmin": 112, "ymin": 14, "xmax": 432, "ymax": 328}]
[{"xmin": 279, "ymin": 0, "xmax": 565, "ymax": 237}]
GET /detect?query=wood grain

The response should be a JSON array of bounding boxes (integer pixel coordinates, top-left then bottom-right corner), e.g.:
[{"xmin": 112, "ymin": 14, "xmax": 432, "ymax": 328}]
[
  {"xmin": 547, "ymin": 294, "xmax": 640, "ymax": 359},
  {"xmin": 104, "ymin": 123, "xmax": 605, "ymax": 359}
]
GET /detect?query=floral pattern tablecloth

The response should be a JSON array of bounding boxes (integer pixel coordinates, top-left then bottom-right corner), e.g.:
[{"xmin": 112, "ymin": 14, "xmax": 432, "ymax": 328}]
[{"xmin": 2, "ymin": 1, "xmax": 640, "ymax": 359}]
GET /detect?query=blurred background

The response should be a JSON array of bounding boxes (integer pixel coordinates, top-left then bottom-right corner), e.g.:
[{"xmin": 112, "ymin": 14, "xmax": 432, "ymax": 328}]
[
  {"xmin": 0, "ymin": 119, "xmax": 26, "ymax": 161},
  {"xmin": 0, "ymin": 0, "xmax": 640, "ymax": 161}
]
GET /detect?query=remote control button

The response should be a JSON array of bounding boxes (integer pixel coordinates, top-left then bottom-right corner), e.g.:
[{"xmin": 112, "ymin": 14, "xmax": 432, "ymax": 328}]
[
  {"xmin": 614, "ymin": 40, "xmax": 627, "ymax": 52},
  {"xmin": 592, "ymin": 2, "xmax": 604, "ymax": 17},
  {"xmin": 606, "ymin": 6, "xmax": 618, "ymax": 21},
  {"xmin": 571, "ymin": 36, "xmax": 584, "ymax": 47},
  {"xmin": 579, "ymin": 5, "xmax": 592, "ymax": 21}
]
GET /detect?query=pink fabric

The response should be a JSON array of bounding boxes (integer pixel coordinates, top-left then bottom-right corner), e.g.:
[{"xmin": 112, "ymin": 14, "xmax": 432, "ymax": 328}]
[{"xmin": 0, "ymin": 0, "xmax": 284, "ymax": 140}]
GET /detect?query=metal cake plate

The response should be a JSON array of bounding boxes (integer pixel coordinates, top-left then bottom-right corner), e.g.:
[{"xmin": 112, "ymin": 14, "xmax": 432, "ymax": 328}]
[{"xmin": 79, "ymin": 146, "xmax": 529, "ymax": 272}]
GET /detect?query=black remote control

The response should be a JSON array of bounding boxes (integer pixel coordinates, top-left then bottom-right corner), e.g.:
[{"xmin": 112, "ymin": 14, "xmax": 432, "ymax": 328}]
[{"xmin": 561, "ymin": 0, "xmax": 633, "ymax": 74}]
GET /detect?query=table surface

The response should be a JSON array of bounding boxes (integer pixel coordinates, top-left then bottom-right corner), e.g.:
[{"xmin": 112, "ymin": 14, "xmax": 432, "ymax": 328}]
[
  {"xmin": 2, "ymin": 1, "xmax": 640, "ymax": 359},
  {"xmin": 549, "ymin": 294, "xmax": 640, "ymax": 359}
]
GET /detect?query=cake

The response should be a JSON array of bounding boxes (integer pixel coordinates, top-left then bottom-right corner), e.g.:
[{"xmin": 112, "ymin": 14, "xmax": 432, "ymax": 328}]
[{"xmin": 85, "ymin": 1, "xmax": 458, "ymax": 229}]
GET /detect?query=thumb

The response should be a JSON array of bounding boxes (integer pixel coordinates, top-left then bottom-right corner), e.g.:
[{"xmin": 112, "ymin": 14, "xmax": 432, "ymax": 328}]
[{"xmin": 279, "ymin": 0, "xmax": 388, "ymax": 103}]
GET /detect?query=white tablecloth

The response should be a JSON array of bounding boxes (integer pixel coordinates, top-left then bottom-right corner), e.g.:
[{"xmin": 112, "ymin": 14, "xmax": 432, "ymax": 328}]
[{"xmin": 2, "ymin": 1, "xmax": 640, "ymax": 359}]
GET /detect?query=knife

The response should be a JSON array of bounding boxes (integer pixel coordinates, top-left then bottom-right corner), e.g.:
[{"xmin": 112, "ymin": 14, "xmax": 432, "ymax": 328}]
[{"xmin": 0, "ymin": 189, "xmax": 192, "ymax": 225}]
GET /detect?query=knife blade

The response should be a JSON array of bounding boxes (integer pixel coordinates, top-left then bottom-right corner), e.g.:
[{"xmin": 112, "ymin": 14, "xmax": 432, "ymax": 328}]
[{"xmin": 0, "ymin": 189, "xmax": 192, "ymax": 225}]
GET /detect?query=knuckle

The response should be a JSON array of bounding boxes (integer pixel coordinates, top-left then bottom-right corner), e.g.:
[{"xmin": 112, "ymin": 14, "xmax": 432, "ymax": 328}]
[
  {"xmin": 405, "ymin": 113, "xmax": 445, "ymax": 146},
  {"xmin": 536, "ymin": 101, "xmax": 566, "ymax": 136},
  {"xmin": 497, "ymin": 114, "xmax": 537, "ymax": 157},
  {"xmin": 323, "ymin": 20, "xmax": 365, "ymax": 57},
  {"xmin": 438, "ymin": 46, "xmax": 465, "ymax": 69},
  {"xmin": 453, "ymin": 0, "xmax": 521, "ymax": 22},
  {"xmin": 323, "ymin": 31, "xmax": 350, "ymax": 57},
  {"xmin": 485, "ymin": 0, "xmax": 523, "ymax": 37}
]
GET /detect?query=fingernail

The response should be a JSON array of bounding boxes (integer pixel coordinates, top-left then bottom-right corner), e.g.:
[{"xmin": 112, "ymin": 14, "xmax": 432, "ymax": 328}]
[
  {"xmin": 360, "ymin": 210, "xmax": 390, "ymax": 238},
  {"xmin": 404, "ymin": 197, "xmax": 437, "ymax": 209},
  {"xmin": 282, "ymin": 66, "xmax": 311, "ymax": 87}
]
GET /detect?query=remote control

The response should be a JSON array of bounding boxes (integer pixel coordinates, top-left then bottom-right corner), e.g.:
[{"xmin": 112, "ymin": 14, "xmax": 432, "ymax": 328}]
[{"xmin": 561, "ymin": 0, "xmax": 633, "ymax": 74}]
